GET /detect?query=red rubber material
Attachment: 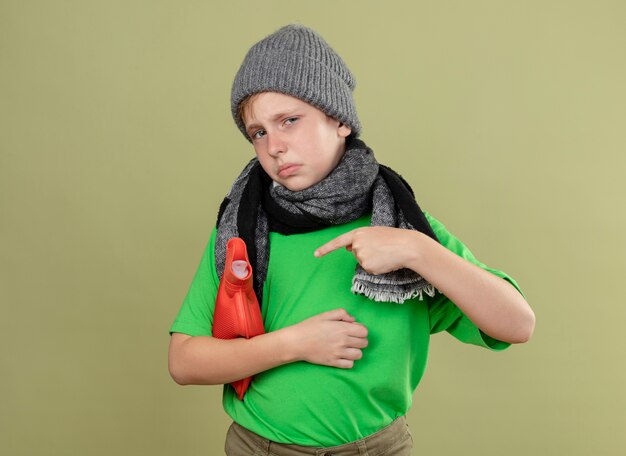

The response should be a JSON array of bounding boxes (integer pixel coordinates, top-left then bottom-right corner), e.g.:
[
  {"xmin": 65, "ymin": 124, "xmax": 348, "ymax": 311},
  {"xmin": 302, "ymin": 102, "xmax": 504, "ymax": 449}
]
[{"xmin": 212, "ymin": 237, "xmax": 265, "ymax": 400}]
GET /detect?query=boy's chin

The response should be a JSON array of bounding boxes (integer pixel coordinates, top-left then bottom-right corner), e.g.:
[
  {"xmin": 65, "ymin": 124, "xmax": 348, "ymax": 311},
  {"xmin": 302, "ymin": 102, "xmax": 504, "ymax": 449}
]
[
  {"xmin": 277, "ymin": 182, "xmax": 308, "ymax": 192},
  {"xmin": 275, "ymin": 179, "xmax": 317, "ymax": 192},
  {"xmin": 271, "ymin": 174, "xmax": 318, "ymax": 192}
]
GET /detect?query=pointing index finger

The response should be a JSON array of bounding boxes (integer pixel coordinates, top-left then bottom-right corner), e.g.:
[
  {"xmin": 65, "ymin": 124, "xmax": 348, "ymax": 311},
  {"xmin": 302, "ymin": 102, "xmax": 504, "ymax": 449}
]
[{"xmin": 314, "ymin": 231, "xmax": 355, "ymax": 257}]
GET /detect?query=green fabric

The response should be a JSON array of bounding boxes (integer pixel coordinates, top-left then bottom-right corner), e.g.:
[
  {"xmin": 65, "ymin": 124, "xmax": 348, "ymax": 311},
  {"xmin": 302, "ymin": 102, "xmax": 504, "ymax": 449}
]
[{"xmin": 169, "ymin": 211, "xmax": 525, "ymax": 446}]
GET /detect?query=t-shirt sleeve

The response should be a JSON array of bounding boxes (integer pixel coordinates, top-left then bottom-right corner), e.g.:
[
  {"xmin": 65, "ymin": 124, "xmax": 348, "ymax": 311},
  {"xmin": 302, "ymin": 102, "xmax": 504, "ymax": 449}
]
[
  {"xmin": 423, "ymin": 211, "xmax": 527, "ymax": 351},
  {"xmin": 169, "ymin": 228, "xmax": 220, "ymax": 336}
]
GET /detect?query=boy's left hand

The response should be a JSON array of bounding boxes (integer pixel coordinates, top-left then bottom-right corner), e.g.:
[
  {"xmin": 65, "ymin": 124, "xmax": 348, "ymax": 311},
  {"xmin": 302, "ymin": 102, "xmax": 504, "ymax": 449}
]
[{"xmin": 314, "ymin": 227, "xmax": 422, "ymax": 275}]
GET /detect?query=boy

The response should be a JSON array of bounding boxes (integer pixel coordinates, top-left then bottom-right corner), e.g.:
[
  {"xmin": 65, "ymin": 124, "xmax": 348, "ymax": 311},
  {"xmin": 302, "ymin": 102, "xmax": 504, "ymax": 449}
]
[{"xmin": 168, "ymin": 24, "xmax": 535, "ymax": 455}]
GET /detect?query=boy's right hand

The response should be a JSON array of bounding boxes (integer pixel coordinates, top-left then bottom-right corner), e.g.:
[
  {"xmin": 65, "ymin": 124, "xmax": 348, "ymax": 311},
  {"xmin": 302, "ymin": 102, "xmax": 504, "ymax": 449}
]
[{"xmin": 285, "ymin": 308, "xmax": 368, "ymax": 369}]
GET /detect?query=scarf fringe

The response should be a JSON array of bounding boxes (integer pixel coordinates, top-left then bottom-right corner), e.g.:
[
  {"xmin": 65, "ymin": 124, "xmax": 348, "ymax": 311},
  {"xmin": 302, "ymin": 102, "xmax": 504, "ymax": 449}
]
[{"xmin": 351, "ymin": 279, "xmax": 438, "ymax": 304}]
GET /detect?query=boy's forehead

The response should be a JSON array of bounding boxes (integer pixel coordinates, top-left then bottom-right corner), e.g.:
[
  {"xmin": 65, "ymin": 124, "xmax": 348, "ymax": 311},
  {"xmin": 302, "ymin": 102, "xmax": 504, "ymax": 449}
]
[{"xmin": 243, "ymin": 92, "xmax": 318, "ymax": 126}]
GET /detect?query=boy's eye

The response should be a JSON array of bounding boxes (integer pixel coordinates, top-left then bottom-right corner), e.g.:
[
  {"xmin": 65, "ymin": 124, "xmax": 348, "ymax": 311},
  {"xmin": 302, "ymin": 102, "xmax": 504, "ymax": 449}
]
[
  {"xmin": 284, "ymin": 117, "xmax": 298, "ymax": 125},
  {"xmin": 251, "ymin": 129, "xmax": 266, "ymax": 140}
]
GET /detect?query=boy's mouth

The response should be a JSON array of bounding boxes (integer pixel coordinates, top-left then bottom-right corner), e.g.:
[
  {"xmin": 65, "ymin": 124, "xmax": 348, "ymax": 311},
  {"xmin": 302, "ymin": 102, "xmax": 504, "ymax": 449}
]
[{"xmin": 278, "ymin": 164, "xmax": 301, "ymax": 177}]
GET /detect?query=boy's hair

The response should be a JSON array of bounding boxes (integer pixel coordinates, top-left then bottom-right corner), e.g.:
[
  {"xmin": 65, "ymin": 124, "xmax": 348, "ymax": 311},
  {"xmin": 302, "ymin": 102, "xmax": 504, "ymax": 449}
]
[
  {"xmin": 236, "ymin": 92, "xmax": 262, "ymax": 133},
  {"xmin": 230, "ymin": 24, "xmax": 362, "ymax": 142}
]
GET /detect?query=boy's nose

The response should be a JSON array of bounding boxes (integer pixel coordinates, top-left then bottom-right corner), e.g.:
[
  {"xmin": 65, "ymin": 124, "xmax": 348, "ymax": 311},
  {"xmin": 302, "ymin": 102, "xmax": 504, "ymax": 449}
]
[{"xmin": 266, "ymin": 133, "xmax": 286, "ymax": 157}]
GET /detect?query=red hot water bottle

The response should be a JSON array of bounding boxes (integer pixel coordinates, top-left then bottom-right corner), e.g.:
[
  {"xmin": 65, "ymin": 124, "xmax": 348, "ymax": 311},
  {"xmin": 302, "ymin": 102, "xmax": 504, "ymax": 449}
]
[{"xmin": 212, "ymin": 237, "xmax": 265, "ymax": 400}]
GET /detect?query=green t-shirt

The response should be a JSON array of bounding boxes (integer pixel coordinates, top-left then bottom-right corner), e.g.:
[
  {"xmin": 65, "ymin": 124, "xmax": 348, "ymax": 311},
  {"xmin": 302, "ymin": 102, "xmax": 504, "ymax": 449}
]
[{"xmin": 169, "ymin": 211, "xmax": 525, "ymax": 446}]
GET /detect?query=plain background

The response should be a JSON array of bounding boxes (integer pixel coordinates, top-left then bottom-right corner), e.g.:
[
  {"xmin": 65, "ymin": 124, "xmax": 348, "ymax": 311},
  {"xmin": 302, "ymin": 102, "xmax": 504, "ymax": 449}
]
[{"xmin": 2, "ymin": 1, "xmax": 625, "ymax": 455}]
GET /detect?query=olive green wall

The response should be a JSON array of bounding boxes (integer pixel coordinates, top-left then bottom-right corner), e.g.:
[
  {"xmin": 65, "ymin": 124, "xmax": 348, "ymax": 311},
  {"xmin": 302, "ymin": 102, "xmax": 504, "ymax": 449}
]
[{"xmin": 2, "ymin": 1, "xmax": 625, "ymax": 455}]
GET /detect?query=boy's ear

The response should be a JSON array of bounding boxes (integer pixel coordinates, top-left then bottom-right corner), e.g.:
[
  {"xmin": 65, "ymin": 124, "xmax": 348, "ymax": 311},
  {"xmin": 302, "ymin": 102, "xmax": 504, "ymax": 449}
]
[{"xmin": 338, "ymin": 122, "xmax": 352, "ymax": 138}]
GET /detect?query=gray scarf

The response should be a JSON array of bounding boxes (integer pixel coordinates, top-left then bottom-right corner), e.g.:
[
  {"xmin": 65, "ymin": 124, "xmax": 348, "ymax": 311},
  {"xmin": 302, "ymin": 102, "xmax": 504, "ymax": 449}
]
[{"xmin": 215, "ymin": 138, "xmax": 440, "ymax": 305}]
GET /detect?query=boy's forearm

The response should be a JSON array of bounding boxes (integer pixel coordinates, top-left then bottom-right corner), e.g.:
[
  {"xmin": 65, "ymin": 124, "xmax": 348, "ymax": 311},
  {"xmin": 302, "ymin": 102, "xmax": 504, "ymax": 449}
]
[
  {"xmin": 169, "ymin": 329, "xmax": 296, "ymax": 385},
  {"xmin": 407, "ymin": 232, "xmax": 535, "ymax": 344}
]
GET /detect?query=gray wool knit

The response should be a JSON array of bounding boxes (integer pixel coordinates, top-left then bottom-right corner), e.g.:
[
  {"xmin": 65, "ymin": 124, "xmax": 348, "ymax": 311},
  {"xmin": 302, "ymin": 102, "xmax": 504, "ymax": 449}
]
[
  {"xmin": 215, "ymin": 139, "xmax": 439, "ymax": 305},
  {"xmin": 231, "ymin": 24, "xmax": 361, "ymax": 141}
]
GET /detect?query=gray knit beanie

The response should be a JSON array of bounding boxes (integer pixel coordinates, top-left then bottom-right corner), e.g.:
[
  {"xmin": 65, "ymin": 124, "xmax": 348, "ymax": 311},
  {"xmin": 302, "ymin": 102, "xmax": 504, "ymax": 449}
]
[{"xmin": 231, "ymin": 24, "xmax": 361, "ymax": 142}]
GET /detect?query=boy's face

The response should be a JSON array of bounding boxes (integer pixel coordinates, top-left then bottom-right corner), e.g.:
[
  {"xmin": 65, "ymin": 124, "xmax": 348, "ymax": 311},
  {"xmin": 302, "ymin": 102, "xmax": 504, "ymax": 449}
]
[{"xmin": 242, "ymin": 92, "xmax": 352, "ymax": 192}]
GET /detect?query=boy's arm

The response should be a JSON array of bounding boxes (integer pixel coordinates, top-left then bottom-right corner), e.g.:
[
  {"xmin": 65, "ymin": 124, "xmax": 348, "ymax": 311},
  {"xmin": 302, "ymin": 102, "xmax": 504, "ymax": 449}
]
[
  {"xmin": 168, "ymin": 308, "xmax": 368, "ymax": 385},
  {"xmin": 314, "ymin": 227, "xmax": 535, "ymax": 344}
]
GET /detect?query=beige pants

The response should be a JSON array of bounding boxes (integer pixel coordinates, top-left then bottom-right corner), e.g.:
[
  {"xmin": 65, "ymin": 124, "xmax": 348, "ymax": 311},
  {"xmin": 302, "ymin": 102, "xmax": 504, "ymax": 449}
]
[{"xmin": 224, "ymin": 416, "xmax": 413, "ymax": 456}]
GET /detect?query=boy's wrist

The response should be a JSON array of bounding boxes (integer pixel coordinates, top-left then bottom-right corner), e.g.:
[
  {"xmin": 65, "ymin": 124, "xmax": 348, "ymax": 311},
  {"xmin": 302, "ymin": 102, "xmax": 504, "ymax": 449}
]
[
  {"xmin": 403, "ymin": 230, "xmax": 428, "ymax": 273},
  {"xmin": 273, "ymin": 326, "xmax": 300, "ymax": 364}
]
